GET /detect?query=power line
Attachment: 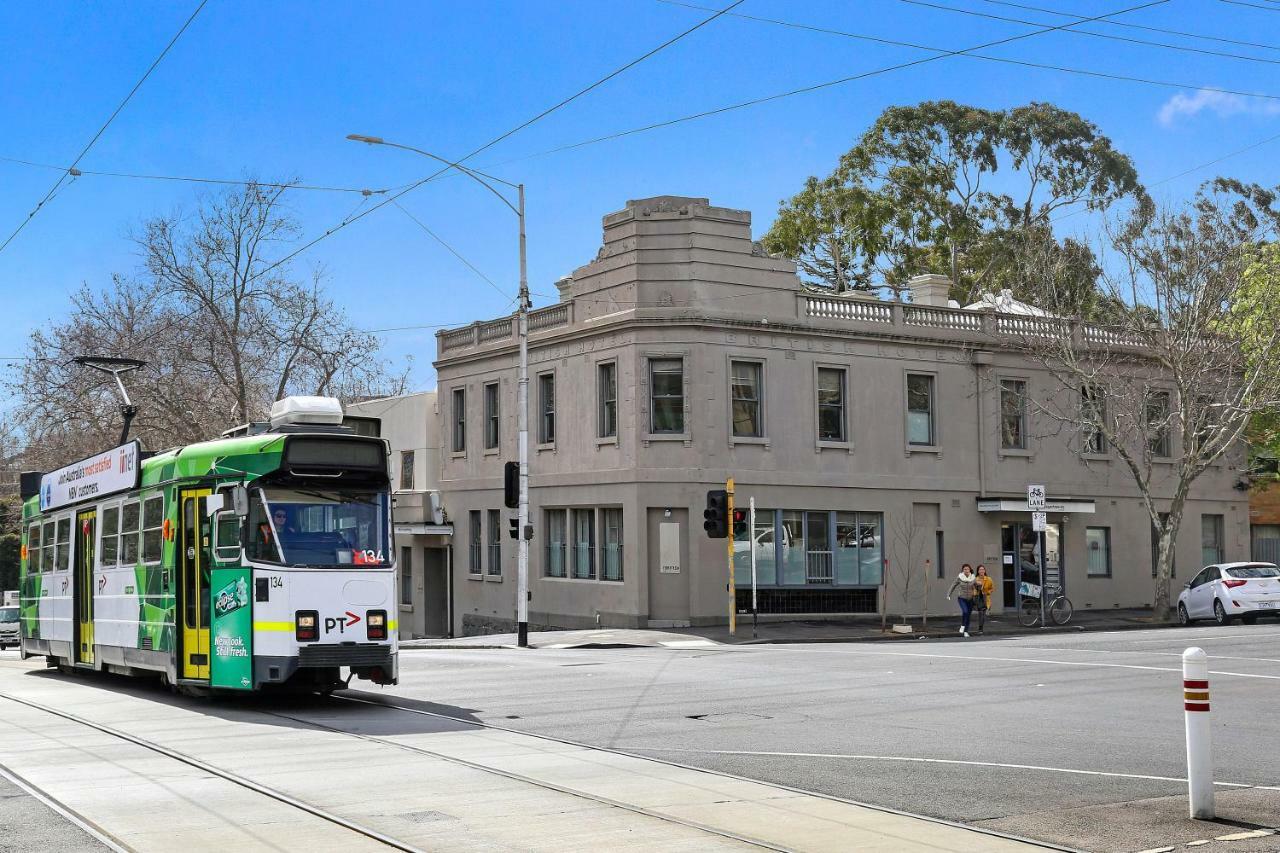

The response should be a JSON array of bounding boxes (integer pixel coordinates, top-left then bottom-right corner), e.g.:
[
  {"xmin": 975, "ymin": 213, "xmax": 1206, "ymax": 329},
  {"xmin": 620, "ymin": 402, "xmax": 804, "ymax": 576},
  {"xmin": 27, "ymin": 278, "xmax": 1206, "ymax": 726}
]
[
  {"xmin": 244, "ymin": 0, "xmax": 747, "ymax": 282},
  {"xmin": 0, "ymin": 0, "xmax": 209, "ymax": 257},
  {"xmin": 897, "ymin": 0, "xmax": 1280, "ymax": 65},
  {"xmin": 979, "ymin": 0, "xmax": 1280, "ymax": 53},
  {"xmin": 0, "ymin": 155, "xmax": 384, "ymax": 195},
  {"xmin": 391, "ymin": 200, "xmax": 513, "ymax": 303},
  {"xmin": 1218, "ymin": 0, "xmax": 1280, "ymax": 10},
  {"xmin": 500, "ymin": 0, "xmax": 1280, "ymax": 166}
]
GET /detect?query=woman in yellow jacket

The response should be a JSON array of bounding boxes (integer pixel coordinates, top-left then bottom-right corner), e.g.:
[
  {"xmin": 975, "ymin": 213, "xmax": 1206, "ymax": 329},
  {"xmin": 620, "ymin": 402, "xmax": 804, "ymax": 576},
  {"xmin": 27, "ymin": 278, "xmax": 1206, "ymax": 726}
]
[{"xmin": 973, "ymin": 564, "xmax": 995, "ymax": 635}]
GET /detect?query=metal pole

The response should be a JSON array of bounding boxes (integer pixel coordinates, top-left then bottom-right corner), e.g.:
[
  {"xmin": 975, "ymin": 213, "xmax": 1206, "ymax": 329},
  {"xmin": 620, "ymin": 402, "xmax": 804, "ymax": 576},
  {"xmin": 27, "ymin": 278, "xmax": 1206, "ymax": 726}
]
[
  {"xmin": 1038, "ymin": 529, "xmax": 1046, "ymax": 629},
  {"xmin": 516, "ymin": 183, "xmax": 530, "ymax": 649},
  {"xmin": 1182, "ymin": 647, "xmax": 1214, "ymax": 818},
  {"xmin": 727, "ymin": 477, "xmax": 736, "ymax": 636},
  {"xmin": 749, "ymin": 497, "xmax": 757, "ymax": 640}
]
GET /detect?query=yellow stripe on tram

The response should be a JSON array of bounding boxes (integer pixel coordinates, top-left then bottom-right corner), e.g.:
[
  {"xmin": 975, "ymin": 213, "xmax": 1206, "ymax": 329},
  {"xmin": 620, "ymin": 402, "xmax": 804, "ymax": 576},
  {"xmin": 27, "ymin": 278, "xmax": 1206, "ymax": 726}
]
[{"xmin": 253, "ymin": 621, "xmax": 295, "ymax": 632}]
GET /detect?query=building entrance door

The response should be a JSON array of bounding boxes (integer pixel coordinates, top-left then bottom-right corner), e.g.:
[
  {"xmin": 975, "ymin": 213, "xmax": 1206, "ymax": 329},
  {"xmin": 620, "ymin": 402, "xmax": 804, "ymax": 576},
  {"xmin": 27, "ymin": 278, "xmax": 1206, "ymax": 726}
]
[
  {"xmin": 422, "ymin": 547, "xmax": 449, "ymax": 637},
  {"xmin": 74, "ymin": 510, "xmax": 96, "ymax": 665},
  {"xmin": 647, "ymin": 508, "xmax": 689, "ymax": 627},
  {"xmin": 1001, "ymin": 521, "xmax": 1064, "ymax": 609}
]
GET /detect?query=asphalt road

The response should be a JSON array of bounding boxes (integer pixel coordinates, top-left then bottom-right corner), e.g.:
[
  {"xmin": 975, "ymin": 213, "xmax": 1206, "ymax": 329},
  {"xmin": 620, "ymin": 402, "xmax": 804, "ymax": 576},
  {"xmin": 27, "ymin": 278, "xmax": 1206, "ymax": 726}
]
[{"xmin": 382, "ymin": 623, "xmax": 1280, "ymax": 850}]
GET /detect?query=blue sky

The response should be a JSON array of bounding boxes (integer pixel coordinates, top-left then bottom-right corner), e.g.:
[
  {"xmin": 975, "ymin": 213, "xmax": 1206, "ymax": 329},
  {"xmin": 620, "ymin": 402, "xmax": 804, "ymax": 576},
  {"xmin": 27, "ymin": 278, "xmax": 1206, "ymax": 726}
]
[{"xmin": 2, "ymin": 0, "xmax": 1278, "ymax": 391}]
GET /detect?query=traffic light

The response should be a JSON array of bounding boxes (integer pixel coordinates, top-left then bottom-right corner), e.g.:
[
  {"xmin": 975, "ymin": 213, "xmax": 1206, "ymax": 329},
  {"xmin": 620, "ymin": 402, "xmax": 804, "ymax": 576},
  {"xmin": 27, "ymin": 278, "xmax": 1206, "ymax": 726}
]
[
  {"xmin": 509, "ymin": 517, "xmax": 520, "ymax": 540},
  {"xmin": 503, "ymin": 461, "xmax": 519, "ymax": 509},
  {"xmin": 731, "ymin": 508, "xmax": 747, "ymax": 538},
  {"xmin": 703, "ymin": 489, "xmax": 728, "ymax": 538}
]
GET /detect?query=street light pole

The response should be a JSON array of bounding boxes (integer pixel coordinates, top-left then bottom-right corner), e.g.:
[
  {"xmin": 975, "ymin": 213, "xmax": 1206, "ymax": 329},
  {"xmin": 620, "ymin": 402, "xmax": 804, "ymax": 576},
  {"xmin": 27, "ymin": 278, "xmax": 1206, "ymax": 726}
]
[
  {"xmin": 347, "ymin": 134, "xmax": 532, "ymax": 647},
  {"xmin": 516, "ymin": 184, "xmax": 530, "ymax": 648}
]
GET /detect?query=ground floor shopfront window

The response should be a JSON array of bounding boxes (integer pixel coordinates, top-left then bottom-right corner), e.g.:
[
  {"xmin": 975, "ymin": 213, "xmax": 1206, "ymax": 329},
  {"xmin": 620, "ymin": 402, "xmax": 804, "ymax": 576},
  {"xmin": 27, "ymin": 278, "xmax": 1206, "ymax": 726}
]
[{"xmin": 733, "ymin": 509, "xmax": 882, "ymax": 589}]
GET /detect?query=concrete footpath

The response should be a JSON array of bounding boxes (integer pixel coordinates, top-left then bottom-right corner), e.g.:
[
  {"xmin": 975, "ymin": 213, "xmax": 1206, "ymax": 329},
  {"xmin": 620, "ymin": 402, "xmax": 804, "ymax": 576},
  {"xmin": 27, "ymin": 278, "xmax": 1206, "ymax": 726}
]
[{"xmin": 401, "ymin": 608, "xmax": 1162, "ymax": 650}]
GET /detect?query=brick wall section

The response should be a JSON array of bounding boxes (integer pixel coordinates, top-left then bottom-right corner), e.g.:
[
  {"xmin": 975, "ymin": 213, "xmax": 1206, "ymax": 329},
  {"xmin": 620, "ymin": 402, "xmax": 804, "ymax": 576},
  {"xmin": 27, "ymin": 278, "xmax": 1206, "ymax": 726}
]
[{"xmin": 1249, "ymin": 481, "xmax": 1280, "ymax": 526}]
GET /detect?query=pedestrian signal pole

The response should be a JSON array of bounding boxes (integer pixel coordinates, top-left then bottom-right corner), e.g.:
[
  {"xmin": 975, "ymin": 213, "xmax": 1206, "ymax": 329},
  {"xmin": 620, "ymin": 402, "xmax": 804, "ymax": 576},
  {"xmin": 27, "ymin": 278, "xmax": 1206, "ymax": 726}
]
[
  {"xmin": 726, "ymin": 477, "xmax": 736, "ymax": 636},
  {"xmin": 749, "ymin": 496, "xmax": 757, "ymax": 640}
]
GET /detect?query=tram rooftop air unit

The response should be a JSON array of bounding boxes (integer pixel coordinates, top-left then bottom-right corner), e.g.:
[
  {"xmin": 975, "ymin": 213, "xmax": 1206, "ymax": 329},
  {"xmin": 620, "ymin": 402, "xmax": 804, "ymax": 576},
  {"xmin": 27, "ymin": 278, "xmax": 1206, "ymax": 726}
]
[{"xmin": 269, "ymin": 396, "xmax": 345, "ymax": 429}]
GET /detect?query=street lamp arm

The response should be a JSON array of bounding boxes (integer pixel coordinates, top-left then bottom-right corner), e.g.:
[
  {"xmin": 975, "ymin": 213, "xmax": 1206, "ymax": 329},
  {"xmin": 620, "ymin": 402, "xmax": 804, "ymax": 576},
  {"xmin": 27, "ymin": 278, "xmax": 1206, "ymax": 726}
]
[{"xmin": 345, "ymin": 135, "xmax": 520, "ymax": 215}]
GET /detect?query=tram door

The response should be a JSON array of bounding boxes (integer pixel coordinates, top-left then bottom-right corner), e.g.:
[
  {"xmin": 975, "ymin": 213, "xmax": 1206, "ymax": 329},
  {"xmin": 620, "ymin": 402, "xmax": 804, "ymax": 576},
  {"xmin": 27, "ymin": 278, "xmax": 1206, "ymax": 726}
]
[
  {"xmin": 75, "ymin": 510, "xmax": 96, "ymax": 665},
  {"xmin": 180, "ymin": 489, "xmax": 212, "ymax": 680}
]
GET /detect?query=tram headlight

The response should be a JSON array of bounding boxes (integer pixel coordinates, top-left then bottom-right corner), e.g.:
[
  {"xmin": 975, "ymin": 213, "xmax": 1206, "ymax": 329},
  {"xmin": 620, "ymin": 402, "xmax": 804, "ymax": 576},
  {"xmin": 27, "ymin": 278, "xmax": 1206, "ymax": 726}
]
[
  {"xmin": 295, "ymin": 610, "xmax": 318, "ymax": 642},
  {"xmin": 367, "ymin": 610, "xmax": 387, "ymax": 641}
]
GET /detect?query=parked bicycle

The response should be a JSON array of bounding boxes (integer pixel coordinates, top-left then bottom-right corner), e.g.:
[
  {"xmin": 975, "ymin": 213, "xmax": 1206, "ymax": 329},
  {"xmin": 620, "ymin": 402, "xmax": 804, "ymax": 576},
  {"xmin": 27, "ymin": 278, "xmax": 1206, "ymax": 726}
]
[{"xmin": 1018, "ymin": 581, "xmax": 1074, "ymax": 626}]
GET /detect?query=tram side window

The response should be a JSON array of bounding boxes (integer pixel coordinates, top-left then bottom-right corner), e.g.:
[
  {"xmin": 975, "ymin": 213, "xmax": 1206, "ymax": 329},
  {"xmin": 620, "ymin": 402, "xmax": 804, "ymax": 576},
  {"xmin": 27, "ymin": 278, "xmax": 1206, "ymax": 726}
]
[
  {"xmin": 41, "ymin": 521, "xmax": 54, "ymax": 572},
  {"xmin": 55, "ymin": 517, "xmax": 71, "ymax": 572},
  {"xmin": 121, "ymin": 501, "xmax": 141, "ymax": 566},
  {"xmin": 100, "ymin": 505, "xmax": 121, "ymax": 567},
  {"xmin": 142, "ymin": 496, "xmax": 164, "ymax": 564},
  {"xmin": 27, "ymin": 524, "xmax": 41, "ymax": 572}
]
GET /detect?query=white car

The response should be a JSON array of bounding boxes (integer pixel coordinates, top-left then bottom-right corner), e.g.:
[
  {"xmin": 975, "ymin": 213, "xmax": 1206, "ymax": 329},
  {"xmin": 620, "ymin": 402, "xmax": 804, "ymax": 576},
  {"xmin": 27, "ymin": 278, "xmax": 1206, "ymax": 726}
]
[
  {"xmin": 1177, "ymin": 562, "xmax": 1280, "ymax": 625},
  {"xmin": 0, "ymin": 606, "xmax": 18, "ymax": 650}
]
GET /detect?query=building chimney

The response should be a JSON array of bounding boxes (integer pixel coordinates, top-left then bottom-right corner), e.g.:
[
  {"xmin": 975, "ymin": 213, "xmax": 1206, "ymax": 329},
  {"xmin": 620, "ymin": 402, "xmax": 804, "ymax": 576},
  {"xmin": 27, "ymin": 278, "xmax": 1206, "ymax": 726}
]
[{"xmin": 907, "ymin": 274, "xmax": 953, "ymax": 307}]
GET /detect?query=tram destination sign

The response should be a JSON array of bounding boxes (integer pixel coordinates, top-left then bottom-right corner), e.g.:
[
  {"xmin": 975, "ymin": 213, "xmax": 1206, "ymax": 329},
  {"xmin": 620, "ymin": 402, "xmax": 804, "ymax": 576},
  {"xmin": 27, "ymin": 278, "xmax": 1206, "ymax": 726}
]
[{"xmin": 39, "ymin": 440, "xmax": 141, "ymax": 512}]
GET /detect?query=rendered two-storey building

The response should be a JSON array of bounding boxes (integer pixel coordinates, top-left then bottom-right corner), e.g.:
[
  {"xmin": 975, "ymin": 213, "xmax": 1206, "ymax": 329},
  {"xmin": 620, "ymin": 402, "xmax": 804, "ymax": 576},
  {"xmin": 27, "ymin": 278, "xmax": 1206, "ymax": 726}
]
[{"xmin": 433, "ymin": 195, "xmax": 1249, "ymax": 635}]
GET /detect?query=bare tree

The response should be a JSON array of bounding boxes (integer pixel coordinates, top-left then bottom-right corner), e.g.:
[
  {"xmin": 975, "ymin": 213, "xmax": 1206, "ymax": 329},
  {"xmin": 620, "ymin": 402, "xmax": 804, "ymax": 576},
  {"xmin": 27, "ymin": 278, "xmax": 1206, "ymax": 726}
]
[
  {"xmin": 887, "ymin": 509, "xmax": 929, "ymax": 628},
  {"xmin": 1001, "ymin": 180, "xmax": 1280, "ymax": 621},
  {"xmin": 6, "ymin": 182, "xmax": 409, "ymax": 468}
]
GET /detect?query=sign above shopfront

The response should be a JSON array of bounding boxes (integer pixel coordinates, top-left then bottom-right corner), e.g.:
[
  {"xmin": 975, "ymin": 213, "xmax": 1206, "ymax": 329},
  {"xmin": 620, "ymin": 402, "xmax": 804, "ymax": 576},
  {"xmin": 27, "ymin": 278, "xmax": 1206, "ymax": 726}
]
[{"xmin": 976, "ymin": 498, "xmax": 1096, "ymax": 514}]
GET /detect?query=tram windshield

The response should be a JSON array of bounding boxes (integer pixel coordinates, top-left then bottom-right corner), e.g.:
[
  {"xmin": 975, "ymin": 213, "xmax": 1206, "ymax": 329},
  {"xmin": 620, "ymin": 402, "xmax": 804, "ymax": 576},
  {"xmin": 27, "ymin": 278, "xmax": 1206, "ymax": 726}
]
[{"xmin": 248, "ymin": 487, "xmax": 390, "ymax": 567}]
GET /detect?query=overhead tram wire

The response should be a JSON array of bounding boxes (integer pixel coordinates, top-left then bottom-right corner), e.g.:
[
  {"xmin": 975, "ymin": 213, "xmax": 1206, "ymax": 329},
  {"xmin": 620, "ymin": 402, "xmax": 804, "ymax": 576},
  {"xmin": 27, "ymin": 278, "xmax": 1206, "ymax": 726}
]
[
  {"xmin": 0, "ymin": 156, "xmax": 384, "ymax": 195},
  {"xmin": 896, "ymin": 0, "xmax": 1280, "ymax": 65},
  {"xmin": 0, "ymin": 0, "xmax": 209, "ymax": 257},
  {"xmin": 391, "ymin": 200, "xmax": 515, "ymax": 305},
  {"xmin": 248, "ymin": 0, "xmax": 1167, "ymax": 291},
  {"xmin": 978, "ymin": 0, "xmax": 1280, "ymax": 52},
  {"xmin": 243, "ymin": 0, "xmax": 748, "ymax": 285},
  {"xmin": 1218, "ymin": 0, "xmax": 1280, "ymax": 10},
  {"xmin": 492, "ymin": 0, "xmax": 1280, "ymax": 168}
]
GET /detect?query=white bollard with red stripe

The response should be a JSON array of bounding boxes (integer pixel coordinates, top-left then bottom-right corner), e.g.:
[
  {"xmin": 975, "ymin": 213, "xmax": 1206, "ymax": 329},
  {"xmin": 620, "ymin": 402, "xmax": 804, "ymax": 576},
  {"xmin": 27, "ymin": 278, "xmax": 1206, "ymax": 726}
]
[{"xmin": 1183, "ymin": 646, "xmax": 1215, "ymax": 819}]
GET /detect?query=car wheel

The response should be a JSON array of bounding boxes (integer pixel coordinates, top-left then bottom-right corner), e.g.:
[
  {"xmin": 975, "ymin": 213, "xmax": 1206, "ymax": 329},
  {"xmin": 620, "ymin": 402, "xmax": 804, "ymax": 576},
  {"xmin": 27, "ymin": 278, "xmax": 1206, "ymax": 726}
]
[
  {"xmin": 1213, "ymin": 599, "xmax": 1231, "ymax": 626},
  {"xmin": 1178, "ymin": 603, "xmax": 1192, "ymax": 626}
]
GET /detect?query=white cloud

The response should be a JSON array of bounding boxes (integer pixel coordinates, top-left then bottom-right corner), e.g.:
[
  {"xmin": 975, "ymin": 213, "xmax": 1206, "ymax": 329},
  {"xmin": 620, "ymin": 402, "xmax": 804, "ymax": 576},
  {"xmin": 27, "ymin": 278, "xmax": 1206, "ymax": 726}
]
[{"xmin": 1158, "ymin": 88, "xmax": 1280, "ymax": 126}]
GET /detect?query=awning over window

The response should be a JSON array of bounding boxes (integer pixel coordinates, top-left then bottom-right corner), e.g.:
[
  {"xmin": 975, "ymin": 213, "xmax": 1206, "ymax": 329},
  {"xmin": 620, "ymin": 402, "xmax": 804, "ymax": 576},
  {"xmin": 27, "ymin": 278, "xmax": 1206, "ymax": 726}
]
[
  {"xmin": 976, "ymin": 498, "xmax": 1096, "ymax": 514},
  {"xmin": 394, "ymin": 523, "xmax": 454, "ymax": 536}
]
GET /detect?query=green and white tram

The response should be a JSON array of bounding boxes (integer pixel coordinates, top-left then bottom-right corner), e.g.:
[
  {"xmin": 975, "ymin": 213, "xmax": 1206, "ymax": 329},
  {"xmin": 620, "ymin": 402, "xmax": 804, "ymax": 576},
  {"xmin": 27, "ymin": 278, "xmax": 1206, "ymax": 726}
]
[{"xmin": 17, "ymin": 397, "xmax": 397, "ymax": 693}]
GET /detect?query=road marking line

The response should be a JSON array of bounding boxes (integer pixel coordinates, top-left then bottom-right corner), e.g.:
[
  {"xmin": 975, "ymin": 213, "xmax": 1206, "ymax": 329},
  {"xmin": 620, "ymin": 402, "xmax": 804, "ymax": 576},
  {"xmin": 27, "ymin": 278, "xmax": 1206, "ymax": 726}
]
[
  {"xmin": 740, "ymin": 646, "xmax": 1280, "ymax": 679},
  {"xmin": 635, "ymin": 748, "xmax": 1280, "ymax": 791},
  {"xmin": 1021, "ymin": 647, "xmax": 1280, "ymax": 664}
]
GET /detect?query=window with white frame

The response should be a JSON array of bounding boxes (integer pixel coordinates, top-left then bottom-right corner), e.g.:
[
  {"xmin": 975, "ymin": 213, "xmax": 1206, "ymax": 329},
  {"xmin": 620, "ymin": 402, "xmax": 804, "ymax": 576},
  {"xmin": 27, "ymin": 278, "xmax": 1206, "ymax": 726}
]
[
  {"xmin": 121, "ymin": 500, "xmax": 141, "ymax": 565},
  {"xmin": 55, "ymin": 517, "xmax": 71, "ymax": 572},
  {"xmin": 538, "ymin": 372, "xmax": 555, "ymax": 444},
  {"xmin": 906, "ymin": 374, "xmax": 935, "ymax": 446},
  {"xmin": 99, "ymin": 505, "xmax": 120, "ymax": 567},
  {"xmin": 1000, "ymin": 379, "xmax": 1028, "ymax": 450},
  {"xmin": 27, "ymin": 523, "xmax": 41, "ymax": 572},
  {"xmin": 730, "ymin": 360, "xmax": 763, "ymax": 438},
  {"xmin": 142, "ymin": 495, "xmax": 164, "ymax": 564},
  {"xmin": 451, "ymin": 388, "xmax": 466, "ymax": 453},
  {"xmin": 1086, "ymin": 527, "xmax": 1111, "ymax": 577},
  {"xmin": 817, "ymin": 367, "xmax": 846, "ymax": 442},
  {"xmin": 598, "ymin": 362, "xmax": 617, "ymax": 438},
  {"xmin": 545, "ymin": 509, "xmax": 567, "ymax": 577},
  {"xmin": 649, "ymin": 358, "xmax": 684, "ymax": 433},
  {"xmin": 484, "ymin": 382, "xmax": 500, "ymax": 450}
]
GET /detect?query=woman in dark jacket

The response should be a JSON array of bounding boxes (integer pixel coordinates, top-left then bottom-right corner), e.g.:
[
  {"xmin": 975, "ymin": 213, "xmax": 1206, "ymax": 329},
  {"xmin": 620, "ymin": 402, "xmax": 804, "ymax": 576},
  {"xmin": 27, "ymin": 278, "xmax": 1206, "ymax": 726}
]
[{"xmin": 947, "ymin": 563, "xmax": 977, "ymax": 638}]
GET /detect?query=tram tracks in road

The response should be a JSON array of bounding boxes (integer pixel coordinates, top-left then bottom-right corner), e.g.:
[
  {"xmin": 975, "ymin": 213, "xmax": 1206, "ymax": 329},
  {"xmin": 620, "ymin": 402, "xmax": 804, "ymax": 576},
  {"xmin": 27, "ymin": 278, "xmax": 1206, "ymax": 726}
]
[
  {"xmin": 0, "ymin": 690, "xmax": 428, "ymax": 853},
  {"xmin": 254, "ymin": 698, "xmax": 794, "ymax": 852}
]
